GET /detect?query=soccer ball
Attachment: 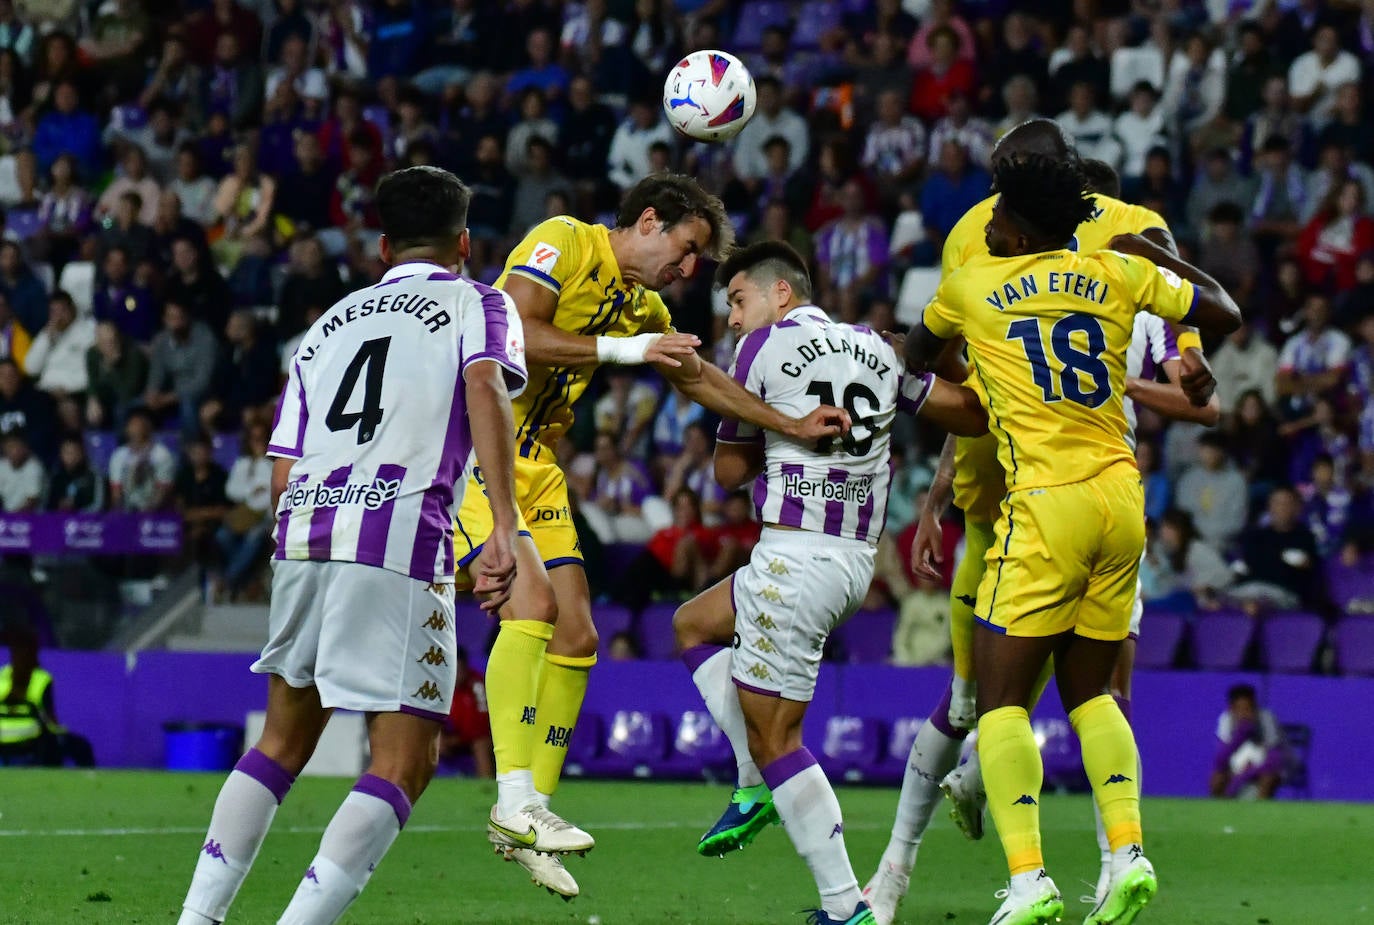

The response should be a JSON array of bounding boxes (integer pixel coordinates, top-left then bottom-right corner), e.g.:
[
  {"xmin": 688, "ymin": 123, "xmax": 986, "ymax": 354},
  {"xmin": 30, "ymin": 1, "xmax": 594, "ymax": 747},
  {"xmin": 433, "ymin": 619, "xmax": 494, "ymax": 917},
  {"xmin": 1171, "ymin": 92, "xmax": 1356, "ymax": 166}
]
[{"xmin": 663, "ymin": 50, "xmax": 757, "ymax": 143}]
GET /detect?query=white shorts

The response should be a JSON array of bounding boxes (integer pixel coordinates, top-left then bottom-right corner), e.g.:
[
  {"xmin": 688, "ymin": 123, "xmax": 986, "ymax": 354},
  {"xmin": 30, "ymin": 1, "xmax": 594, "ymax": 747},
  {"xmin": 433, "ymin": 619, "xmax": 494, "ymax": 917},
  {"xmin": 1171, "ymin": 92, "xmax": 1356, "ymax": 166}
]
[
  {"xmin": 253, "ymin": 560, "xmax": 457, "ymax": 721},
  {"xmin": 730, "ymin": 527, "xmax": 874, "ymax": 702}
]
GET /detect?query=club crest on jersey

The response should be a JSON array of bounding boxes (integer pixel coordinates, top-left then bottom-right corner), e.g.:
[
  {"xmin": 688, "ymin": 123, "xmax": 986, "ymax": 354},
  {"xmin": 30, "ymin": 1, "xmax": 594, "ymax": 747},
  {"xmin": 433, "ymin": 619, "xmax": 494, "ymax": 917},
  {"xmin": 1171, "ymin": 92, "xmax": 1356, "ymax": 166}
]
[{"xmin": 529, "ymin": 242, "xmax": 561, "ymax": 275}]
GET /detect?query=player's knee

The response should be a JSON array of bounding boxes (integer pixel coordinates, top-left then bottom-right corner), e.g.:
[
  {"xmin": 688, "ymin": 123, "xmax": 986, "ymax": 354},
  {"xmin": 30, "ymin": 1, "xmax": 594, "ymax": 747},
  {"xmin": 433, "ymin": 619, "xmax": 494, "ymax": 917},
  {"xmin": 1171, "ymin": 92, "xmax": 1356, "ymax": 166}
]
[
  {"xmin": 518, "ymin": 580, "xmax": 558, "ymax": 626},
  {"xmin": 559, "ymin": 620, "xmax": 598, "ymax": 658},
  {"xmin": 672, "ymin": 602, "xmax": 704, "ymax": 651},
  {"xmin": 252, "ymin": 733, "xmax": 313, "ymax": 777}
]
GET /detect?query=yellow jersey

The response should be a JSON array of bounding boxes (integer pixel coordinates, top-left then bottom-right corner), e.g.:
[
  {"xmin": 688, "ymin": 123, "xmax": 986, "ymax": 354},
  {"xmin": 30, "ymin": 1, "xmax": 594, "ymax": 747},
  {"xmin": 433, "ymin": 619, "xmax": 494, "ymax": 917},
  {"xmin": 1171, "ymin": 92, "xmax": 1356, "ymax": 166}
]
[
  {"xmin": 940, "ymin": 194, "xmax": 1170, "ymax": 519},
  {"xmin": 923, "ymin": 248, "xmax": 1197, "ymax": 492},
  {"xmin": 499, "ymin": 217, "xmax": 674, "ymax": 459}
]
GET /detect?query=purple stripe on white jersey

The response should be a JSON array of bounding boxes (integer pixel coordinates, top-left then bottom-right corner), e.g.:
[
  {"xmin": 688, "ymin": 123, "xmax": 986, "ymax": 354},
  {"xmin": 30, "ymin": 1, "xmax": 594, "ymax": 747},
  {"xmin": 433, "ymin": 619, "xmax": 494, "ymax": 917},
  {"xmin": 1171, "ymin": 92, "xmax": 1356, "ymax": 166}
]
[
  {"xmin": 410, "ymin": 488, "xmax": 454, "ymax": 581},
  {"xmin": 732, "ymin": 327, "xmax": 772, "ymax": 385},
  {"xmin": 1161, "ymin": 322, "xmax": 1180, "ymax": 361},
  {"xmin": 778, "ymin": 462, "xmax": 805, "ymax": 528},
  {"xmin": 855, "ymin": 484, "xmax": 877, "ymax": 541},
  {"xmin": 753, "ymin": 474, "xmax": 769, "ymax": 517},
  {"xmin": 355, "ymin": 463, "xmax": 408, "ymax": 568},
  {"xmin": 473, "ymin": 282, "xmax": 510, "ymax": 353},
  {"xmin": 274, "ymin": 508, "xmax": 290, "ymax": 560},
  {"xmin": 823, "ymin": 468, "xmax": 847, "ymax": 536},
  {"xmin": 307, "ymin": 465, "xmax": 354, "ymax": 560}
]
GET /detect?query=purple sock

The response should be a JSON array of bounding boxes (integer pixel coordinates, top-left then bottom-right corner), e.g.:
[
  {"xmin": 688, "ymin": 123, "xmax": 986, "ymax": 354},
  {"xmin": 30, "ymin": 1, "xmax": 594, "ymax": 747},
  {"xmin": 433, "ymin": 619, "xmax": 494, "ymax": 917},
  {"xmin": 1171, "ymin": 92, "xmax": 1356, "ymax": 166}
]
[
  {"xmin": 235, "ymin": 748, "xmax": 296, "ymax": 804},
  {"xmin": 353, "ymin": 773, "xmax": 412, "ymax": 828},
  {"xmin": 928, "ymin": 680, "xmax": 970, "ymax": 740},
  {"xmin": 681, "ymin": 643, "xmax": 725, "ymax": 674}
]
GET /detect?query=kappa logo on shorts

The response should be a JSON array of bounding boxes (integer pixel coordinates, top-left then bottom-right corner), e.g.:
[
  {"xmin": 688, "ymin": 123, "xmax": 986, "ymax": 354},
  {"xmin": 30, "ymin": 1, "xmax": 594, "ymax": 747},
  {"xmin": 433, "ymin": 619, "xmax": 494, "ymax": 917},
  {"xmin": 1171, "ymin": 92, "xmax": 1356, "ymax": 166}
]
[
  {"xmin": 767, "ymin": 559, "xmax": 789, "ymax": 576},
  {"xmin": 422, "ymin": 611, "xmax": 448, "ymax": 631},
  {"xmin": 754, "ymin": 613, "xmax": 778, "ymax": 631},
  {"xmin": 747, "ymin": 663, "xmax": 772, "ymax": 681},
  {"xmin": 428, "ymin": 583, "xmax": 452, "ymax": 597},
  {"xmin": 416, "ymin": 645, "xmax": 448, "ymax": 667},
  {"xmin": 760, "ymin": 585, "xmax": 784, "ymax": 604},
  {"xmin": 755, "ymin": 635, "xmax": 778, "ymax": 654},
  {"xmin": 413, "ymin": 680, "xmax": 443, "ymax": 701}
]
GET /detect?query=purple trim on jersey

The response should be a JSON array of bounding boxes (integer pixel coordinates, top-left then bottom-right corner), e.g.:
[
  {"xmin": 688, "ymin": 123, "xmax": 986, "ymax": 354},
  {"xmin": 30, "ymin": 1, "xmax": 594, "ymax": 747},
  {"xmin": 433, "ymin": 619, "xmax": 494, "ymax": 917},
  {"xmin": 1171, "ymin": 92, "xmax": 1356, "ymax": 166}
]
[
  {"xmin": 235, "ymin": 747, "xmax": 296, "ymax": 804},
  {"xmin": 761, "ymin": 747, "xmax": 818, "ymax": 790},
  {"xmin": 778, "ymin": 463, "xmax": 805, "ymax": 527},
  {"xmin": 307, "ymin": 465, "xmax": 354, "ymax": 560},
  {"xmin": 355, "ymin": 463, "xmax": 408, "ymax": 568},
  {"xmin": 775, "ymin": 319, "xmax": 801, "ymax": 329},
  {"xmin": 374, "ymin": 274, "xmax": 413, "ymax": 287},
  {"xmin": 855, "ymin": 488, "xmax": 877, "ymax": 542},
  {"xmin": 268, "ymin": 362, "xmax": 308, "ymax": 458},
  {"xmin": 733, "ymin": 676, "xmax": 781, "ymax": 698},
  {"xmin": 732, "ymin": 327, "xmax": 772, "ymax": 385},
  {"xmin": 752, "ymin": 475, "xmax": 769, "ymax": 521},
  {"xmin": 352, "ymin": 772, "xmax": 413, "ymax": 827},
  {"xmin": 823, "ymin": 468, "xmax": 848, "ymax": 536},
  {"xmin": 896, "ymin": 372, "xmax": 934, "ymax": 417},
  {"xmin": 400, "ymin": 703, "xmax": 450, "ymax": 725},
  {"xmin": 1161, "ymin": 323, "xmax": 1180, "ymax": 362},
  {"xmin": 682, "ymin": 643, "xmax": 725, "ymax": 674},
  {"xmin": 427, "ymin": 271, "xmax": 460, "ymax": 281},
  {"xmin": 411, "ymin": 367, "xmax": 472, "ymax": 579},
  {"xmin": 274, "ymin": 508, "xmax": 290, "ymax": 559}
]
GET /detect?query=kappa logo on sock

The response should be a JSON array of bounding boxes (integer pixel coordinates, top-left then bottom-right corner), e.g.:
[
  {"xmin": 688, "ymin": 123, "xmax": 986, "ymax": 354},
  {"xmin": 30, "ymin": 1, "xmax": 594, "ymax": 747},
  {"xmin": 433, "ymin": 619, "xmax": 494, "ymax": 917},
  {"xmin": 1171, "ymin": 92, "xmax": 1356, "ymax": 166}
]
[
  {"xmin": 1012, "ymin": 794, "xmax": 1038, "ymax": 806},
  {"xmin": 520, "ymin": 706, "xmax": 537, "ymax": 725},
  {"xmin": 305, "ymin": 866, "xmax": 318, "ymax": 883},
  {"xmin": 1104, "ymin": 773, "xmax": 1134, "ymax": 785},
  {"xmin": 201, "ymin": 839, "xmax": 227, "ymax": 863},
  {"xmin": 545, "ymin": 725, "xmax": 572, "ymax": 748},
  {"xmin": 422, "ymin": 610, "xmax": 448, "ymax": 631},
  {"xmin": 830, "ymin": 823, "xmax": 844, "ymax": 839}
]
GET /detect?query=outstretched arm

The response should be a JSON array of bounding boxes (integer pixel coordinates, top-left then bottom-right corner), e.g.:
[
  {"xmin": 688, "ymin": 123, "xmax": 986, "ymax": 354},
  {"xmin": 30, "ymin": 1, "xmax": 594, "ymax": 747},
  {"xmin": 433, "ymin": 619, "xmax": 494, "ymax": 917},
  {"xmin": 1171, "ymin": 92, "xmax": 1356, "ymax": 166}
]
[
  {"xmin": 1108, "ymin": 233, "xmax": 1243, "ymax": 336},
  {"xmin": 1126, "ymin": 357, "xmax": 1221, "ymax": 426},
  {"xmin": 917, "ymin": 377, "xmax": 988, "ymax": 437}
]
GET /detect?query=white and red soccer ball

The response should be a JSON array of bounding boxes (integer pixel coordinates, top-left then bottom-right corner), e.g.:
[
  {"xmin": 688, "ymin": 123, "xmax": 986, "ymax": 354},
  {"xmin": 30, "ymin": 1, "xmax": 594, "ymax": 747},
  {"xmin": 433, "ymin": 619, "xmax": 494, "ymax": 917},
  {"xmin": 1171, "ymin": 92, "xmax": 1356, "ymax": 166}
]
[{"xmin": 663, "ymin": 49, "xmax": 757, "ymax": 143}]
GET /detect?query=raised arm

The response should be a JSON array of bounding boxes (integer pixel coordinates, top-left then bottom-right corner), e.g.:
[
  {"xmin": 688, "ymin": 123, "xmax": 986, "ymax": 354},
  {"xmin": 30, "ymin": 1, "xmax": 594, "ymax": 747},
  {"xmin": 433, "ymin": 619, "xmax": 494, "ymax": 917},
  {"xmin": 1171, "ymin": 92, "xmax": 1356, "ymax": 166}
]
[
  {"xmin": 915, "ymin": 376, "xmax": 988, "ymax": 437},
  {"xmin": 1108, "ymin": 233, "xmax": 1243, "ymax": 336},
  {"xmin": 1126, "ymin": 356, "xmax": 1221, "ymax": 426}
]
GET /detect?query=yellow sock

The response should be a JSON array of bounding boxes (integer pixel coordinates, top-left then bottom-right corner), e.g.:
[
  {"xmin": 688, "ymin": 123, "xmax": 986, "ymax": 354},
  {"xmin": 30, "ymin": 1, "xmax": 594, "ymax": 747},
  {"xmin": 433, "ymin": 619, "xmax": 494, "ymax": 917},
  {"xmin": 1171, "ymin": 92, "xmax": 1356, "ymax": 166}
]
[
  {"xmin": 979, "ymin": 706, "xmax": 1045, "ymax": 875},
  {"xmin": 486, "ymin": 620, "xmax": 554, "ymax": 776},
  {"xmin": 950, "ymin": 518, "xmax": 994, "ymax": 683},
  {"xmin": 1070, "ymin": 694, "xmax": 1143, "ymax": 850},
  {"xmin": 530, "ymin": 652, "xmax": 596, "ymax": 796}
]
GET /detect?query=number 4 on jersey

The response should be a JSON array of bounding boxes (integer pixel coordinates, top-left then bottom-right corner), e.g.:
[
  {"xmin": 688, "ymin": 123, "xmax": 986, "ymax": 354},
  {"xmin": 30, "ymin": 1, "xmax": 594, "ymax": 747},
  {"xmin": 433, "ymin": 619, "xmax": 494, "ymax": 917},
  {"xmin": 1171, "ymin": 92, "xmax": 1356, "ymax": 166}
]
[{"xmin": 326, "ymin": 337, "xmax": 391, "ymax": 444}]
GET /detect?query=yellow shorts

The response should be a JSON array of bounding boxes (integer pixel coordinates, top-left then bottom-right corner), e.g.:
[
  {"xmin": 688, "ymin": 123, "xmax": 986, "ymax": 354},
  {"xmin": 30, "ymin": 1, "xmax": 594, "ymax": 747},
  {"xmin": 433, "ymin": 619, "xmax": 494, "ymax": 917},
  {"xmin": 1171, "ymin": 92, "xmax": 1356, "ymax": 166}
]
[
  {"xmin": 976, "ymin": 461, "xmax": 1144, "ymax": 641},
  {"xmin": 454, "ymin": 453, "xmax": 583, "ymax": 586},
  {"xmin": 953, "ymin": 433, "xmax": 1005, "ymax": 524}
]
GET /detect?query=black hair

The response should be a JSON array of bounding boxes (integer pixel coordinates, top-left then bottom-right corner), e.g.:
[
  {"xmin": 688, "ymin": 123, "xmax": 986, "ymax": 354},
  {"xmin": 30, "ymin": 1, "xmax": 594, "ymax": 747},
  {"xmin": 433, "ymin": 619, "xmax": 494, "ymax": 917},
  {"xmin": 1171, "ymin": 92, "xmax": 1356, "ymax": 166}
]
[
  {"xmin": 615, "ymin": 173, "xmax": 735, "ymax": 259},
  {"xmin": 48, "ymin": 289, "xmax": 76, "ymax": 310},
  {"xmin": 1080, "ymin": 158, "xmax": 1121, "ymax": 198},
  {"xmin": 991, "ymin": 117, "xmax": 1073, "ymax": 169},
  {"xmin": 992, "ymin": 154, "xmax": 1096, "ymax": 247},
  {"xmin": 375, "ymin": 166, "xmax": 471, "ymax": 252},
  {"xmin": 715, "ymin": 239, "xmax": 813, "ymax": 301},
  {"xmin": 1227, "ymin": 683, "xmax": 1257, "ymax": 705},
  {"xmin": 1261, "ymin": 134, "xmax": 1291, "ymax": 154},
  {"xmin": 1208, "ymin": 201, "xmax": 1245, "ymax": 225}
]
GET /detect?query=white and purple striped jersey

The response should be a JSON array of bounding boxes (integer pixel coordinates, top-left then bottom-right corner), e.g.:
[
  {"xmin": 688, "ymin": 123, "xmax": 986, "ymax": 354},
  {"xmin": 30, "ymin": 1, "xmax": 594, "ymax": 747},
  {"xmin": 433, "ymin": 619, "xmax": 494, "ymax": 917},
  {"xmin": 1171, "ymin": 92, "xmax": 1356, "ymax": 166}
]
[
  {"xmin": 268, "ymin": 262, "xmax": 527, "ymax": 583},
  {"xmin": 716, "ymin": 305, "xmax": 934, "ymax": 545},
  {"xmin": 1124, "ymin": 312, "xmax": 1181, "ymax": 442}
]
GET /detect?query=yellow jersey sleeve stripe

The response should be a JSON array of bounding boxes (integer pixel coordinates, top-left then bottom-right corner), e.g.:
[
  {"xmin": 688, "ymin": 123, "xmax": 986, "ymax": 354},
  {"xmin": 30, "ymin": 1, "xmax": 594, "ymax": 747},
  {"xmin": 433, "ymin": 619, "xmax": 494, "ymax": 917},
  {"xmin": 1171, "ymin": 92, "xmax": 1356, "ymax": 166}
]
[{"xmin": 509, "ymin": 266, "xmax": 562, "ymax": 293}]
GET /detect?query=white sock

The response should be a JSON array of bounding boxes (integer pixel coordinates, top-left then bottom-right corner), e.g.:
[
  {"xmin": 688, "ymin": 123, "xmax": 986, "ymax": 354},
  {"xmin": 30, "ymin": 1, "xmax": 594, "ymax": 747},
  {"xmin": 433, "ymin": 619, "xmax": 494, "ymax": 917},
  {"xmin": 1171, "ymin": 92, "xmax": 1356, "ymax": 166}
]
[
  {"xmin": 1094, "ymin": 799, "xmax": 1111, "ymax": 868},
  {"xmin": 278, "ymin": 776, "xmax": 410, "ymax": 925},
  {"xmin": 962, "ymin": 746, "xmax": 983, "ymax": 790},
  {"xmin": 764, "ymin": 748, "xmax": 862, "ymax": 918},
  {"xmin": 882, "ymin": 717, "xmax": 966, "ymax": 872},
  {"xmin": 688, "ymin": 647, "xmax": 762, "ymax": 787},
  {"xmin": 1010, "ymin": 868, "xmax": 1052, "ymax": 895},
  {"xmin": 496, "ymin": 769, "xmax": 537, "ymax": 818},
  {"xmin": 181, "ymin": 754, "xmax": 294, "ymax": 923},
  {"xmin": 533, "ymin": 790, "xmax": 551, "ymax": 809}
]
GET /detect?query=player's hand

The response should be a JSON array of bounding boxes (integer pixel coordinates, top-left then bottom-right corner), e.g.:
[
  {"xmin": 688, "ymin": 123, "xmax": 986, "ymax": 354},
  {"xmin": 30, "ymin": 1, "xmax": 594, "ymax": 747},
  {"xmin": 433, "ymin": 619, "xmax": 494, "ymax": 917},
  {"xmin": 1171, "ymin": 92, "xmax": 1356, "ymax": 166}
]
[
  {"xmin": 1179, "ymin": 346, "xmax": 1216, "ymax": 408},
  {"xmin": 910, "ymin": 509, "xmax": 945, "ymax": 583},
  {"xmin": 882, "ymin": 330, "xmax": 906, "ymax": 357},
  {"xmin": 788, "ymin": 405, "xmax": 851, "ymax": 443},
  {"xmin": 645, "ymin": 333, "xmax": 702, "ymax": 368},
  {"xmin": 473, "ymin": 528, "xmax": 517, "ymax": 613}
]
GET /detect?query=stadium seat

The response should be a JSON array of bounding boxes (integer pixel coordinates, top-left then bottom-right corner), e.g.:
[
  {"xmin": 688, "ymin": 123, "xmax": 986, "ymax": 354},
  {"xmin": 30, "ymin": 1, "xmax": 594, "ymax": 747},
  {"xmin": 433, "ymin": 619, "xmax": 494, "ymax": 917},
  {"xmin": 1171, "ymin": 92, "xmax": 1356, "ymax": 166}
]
[
  {"xmin": 896, "ymin": 267, "xmax": 943, "ymax": 326},
  {"xmin": 1035, "ymin": 719, "xmax": 1087, "ymax": 792},
  {"xmin": 1325, "ymin": 557, "xmax": 1374, "ymax": 615},
  {"xmin": 1259, "ymin": 612, "xmax": 1326, "ymax": 673},
  {"xmin": 1334, "ymin": 618, "xmax": 1374, "ymax": 675},
  {"xmin": 818, "ymin": 715, "xmax": 883, "ymax": 783},
  {"xmin": 637, "ymin": 602, "xmax": 680, "ymax": 660},
  {"xmin": 793, "ymin": 1, "xmax": 843, "ymax": 48},
  {"xmin": 1190, "ymin": 610, "xmax": 1256, "ymax": 670},
  {"xmin": 872, "ymin": 715, "xmax": 923, "ymax": 785},
  {"xmin": 1135, "ymin": 611, "xmax": 1187, "ymax": 669},
  {"xmin": 453, "ymin": 603, "xmax": 497, "ymax": 660},
  {"xmin": 656, "ymin": 710, "xmax": 735, "ymax": 781},
  {"xmin": 84, "ymin": 431, "xmax": 117, "ymax": 476},
  {"xmin": 596, "ymin": 710, "xmax": 670, "ymax": 778},
  {"xmin": 833, "ymin": 609, "xmax": 896, "ymax": 663},
  {"xmin": 58, "ymin": 261, "xmax": 96, "ymax": 315},
  {"xmin": 563, "ymin": 713, "xmax": 606, "ymax": 779},
  {"xmin": 595, "ymin": 603, "xmax": 634, "ymax": 659},
  {"xmin": 211, "ymin": 432, "xmax": 241, "ymax": 472},
  {"xmin": 733, "ymin": 1, "xmax": 794, "ymax": 50}
]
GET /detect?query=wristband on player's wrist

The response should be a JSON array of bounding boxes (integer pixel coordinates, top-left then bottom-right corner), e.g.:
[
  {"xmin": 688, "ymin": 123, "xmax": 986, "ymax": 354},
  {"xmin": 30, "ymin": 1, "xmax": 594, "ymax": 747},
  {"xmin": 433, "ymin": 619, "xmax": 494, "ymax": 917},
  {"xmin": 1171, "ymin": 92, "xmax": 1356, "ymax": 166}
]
[
  {"xmin": 1177, "ymin": 331, "xmax": 1203, "ymax": 354},
  {"xmin": 596, "ymin": 333, "xmax": 658, "ymax": 364}
]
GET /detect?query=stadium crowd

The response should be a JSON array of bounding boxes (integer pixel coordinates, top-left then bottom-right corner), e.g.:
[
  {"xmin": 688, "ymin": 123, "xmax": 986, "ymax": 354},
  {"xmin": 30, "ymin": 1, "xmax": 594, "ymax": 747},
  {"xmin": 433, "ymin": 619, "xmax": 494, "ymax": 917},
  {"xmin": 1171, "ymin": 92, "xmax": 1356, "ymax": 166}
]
[{"xmin": 0, "ymin": 0, "xmax": 1370, "ymax": 648}]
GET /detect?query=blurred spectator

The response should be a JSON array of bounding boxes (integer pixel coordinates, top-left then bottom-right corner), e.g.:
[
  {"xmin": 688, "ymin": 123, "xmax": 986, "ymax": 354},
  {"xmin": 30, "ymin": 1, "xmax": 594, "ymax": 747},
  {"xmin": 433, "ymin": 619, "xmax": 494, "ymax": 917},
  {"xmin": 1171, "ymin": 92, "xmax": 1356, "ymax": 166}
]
[
  {"xmin": 0, "ymin": 242, "xmax": 47, "ymax": 334},
  {"xmin": 85, "ymin": 320, "xmax": 147, "ymax": 429},
  {"xmin": 264, "ymin": 33, "xmax": 326, "ymax": 109},
  {"xmin": 1277, "ymin": 293, "xmax": 1350, "ymax": 418},
  {"xmin": 0, "ymin": 429, "xmax": 40, "ymax": 510},
  {"xmin": 979, "ymin": 11, "xmax": 1046, "ymax": 117},
  {"xmin": 1317, "ymin": 83, "xmax": 1374, "ymax": 167},
  {"xmin": 96, "ymin": 190, "xmax": 156, "ymax": 269},
  {"xmin": 1334, "ymin": 253, "xmax": 1374, "ymax": 330},
  {"xmin": 199, "ymin": 33, "xmax": 263, "ymax": 131},
  {"xmin": 1109, "ymin": 17, "xmax": 1171, "ymax": 105},
  {"xmin": 1230, "ymin": 485, "xmax": 1320, "ymax": 613},
  {"xmin": 606, "ymin": 631, "xmax": 640, "ymax": 661},
  {"xmin": 651, "ymin": 386, "xmax": 707, "ymax": 464},
  {"xmin": 1127, "ymin": 145, "xmax": 1186, "ymax": 228},
  {"xmin": 187, "ymin": 0, "xmax": 262, "ymax": 69},
  {"xmin": 606, "ymin": 96, "xmax": 673, "ymax": 192},
  {"xmin": 906, "ymin": 0, "xmax": 973, "ymax": 71},
  {"xmin": 278, "ymin": 237, "xmax": 344, "ymax": 339},
  {"xmin": 1047, "ymin": 22, "xmax": 1109, "ymax": 113},
  {"xmin": 92, "ymin": 247, "xmax": 158, "ymax": 344},
  {"xmin": 214, "ymin": 421, "xmax": 272, "ymax": 601},
  {"xmin": 169, "ymin": 144, "xmax": 217, "ymax": 227},
  {"xmin": 96, "ymin": 146, "xmax": 160, "ymax": 225},
  {"xmin": 32, "ymin": 152, "xmax": 92, "ymax": 271},
  {"xmin": 926, "ymin": 91, "xmax": 993, "ymax": 171},
  {"xmin": 45, "ymin": 434, "xmax": 102, "ymax": 512},
  {"xmin": 325, "ymin": 129, "xmax": 383, "ymax": 258},
  {"xmin": 1301, "ymin": 453, "xmax": 1372, "ymax": 559},
  {"xmin": 210, "ymin": 143, "xmax": 275, "ymax": 270},
  {"xmin": 0, "ymin": 289, "xmax": 28, "ymax": 369},
  {"xmin": 0, "ymin": 357, "xmax": 52, "ymax": 461},
  {"xmin": 143, "ymin": 300, "xmax": 216, "ymax": 435},
  {"xmin": 318, "ymin": 0, "xmax": 368, "ymax": 81},
  {"xmin": 582, "ymin": 430, "xmax": 653, "ymax": 545},
  {"xmin": 1210, "ymin": 684, "xmax": 1284, "ymax": 800},
  {"xmin": 1115, "ymin": 81, "xmax": 1167, "ymax": 183},
  {"xmin": 0, "ymin": 627, "xmax": 96, "ymax": 767},
  {"xmin": 506, "ymin": 27, "xmax": 569, "ymax": 101},
  {"xmin": 815, "ymin": 180, "xmax": 891, "ymax": 322},
  {"xmin": 861, "ymin": 88, "xmax": 927, "ymax": 200},
  {"xmin": 511, "ymin": 136, "xmax": 569, "ymax": 237},
  {"xmin": 1287, "ymin": 23, "xmax": 1359, "ymax": 127},
  {"xmin": 24, "ymin": 290, "xmax": 93, "ymax": 399},
  {"xmin": 1186, "ymin": 149, "xmax": 1256, "ymax": 240},
  {"xmin": 1196, "ymin": 202, "xmax": 1259, "ymax": 308},
  {"xmin": 32, "ymin": 80, "xmax": 101, "ymax": 178},
  {"xmin": 202, "ymin": 309, "xmax": 278, "ymax": 432},
  {"xmin": 1150, "ymin": 508, "xmax": 1234, "ymax": 611},
  {"xmin": 173, "ymin": 431, "xmax": 228, "ymax": 570},
  {"xmin": 1176, "ymin": 431, "xmax": 1249, "ymax": 550},
  {"xmin": 919, "ymin": 139, "xmax": 990, "ymax": 263},
  {"xmin": 909, "ymin": 26, "xmax": 976, "ymax": 124},
  {"xmin": 853, "ymin": 30, "xmax": 910, "ymax": 123},
  {"xmin": 560, "ymin": 74, "xmax": 618, "ymax": 194},
  {"xmin": 1136, "ymin": 439, "xmax": 1170, "ymax": 524},
  {"xmin": 741, "ymin": 136, "xmax": 804, "ymax": 223},
  {"xmin": 415, "ymin": 0, "xmax": 494, "ymax": 94},
  {"xmin": 1281, "ymin": 396, "xmax": 1353, "ymax": 487},
  {"xmin": 1240, "ymin": 75, "xmax": 1312, "ymax": 175},
  {"xmin": 890, "ymin": 569, "xmax": 952, "ymax": 667},
  {"xmin": 1224, "ymin": 22, "xmax": 1280, "ymax": 127},
  {"xmin": 1057, "ymin": 80, "xmax": 1122, "ymax": 171},
  {"xmin": 139, "ymin": 34, "xmax": 203, "ymax": 127},
  {"xmin": 1296, "ymin": 178, "xmax": 1374, "ymax": 292},
  {"xmin": 465, "ymin": 134, "xmax": 516, "ymax": 261},
  {"xmin": 164, "ymin": 237, "xmax": 231, "ymax": 335},
  {"xmin": 733, "ymin": 76, "xmax": 808, "ymax": 182},
  {"xmin": 274, "ymin": 131, "xmax": 334, "ymax": 240},
  {"xmin": 150, "ymin": 192, "xmax": 209, "ymax": 272},
  {"xmin": 995, "ymin": 74, "xmax": 1042, "ymax": 141},
  {"xmin": 711, "ymin": 489, "xmax": 759, "ymax": 574},
  {"xmin": 1249, "ymin": 135, "xmax": 1309, "ymax": 262},
  {"xmin": 441, "ymin": 645, "xmax": 494, "ymax": 777},
  {"xmin": 615, "ymin": 487, "xmax": 714, "ymax": 612},
  {"xmin": 593, "ymin": 368, "xmax": 658, "ymax": 458},
  {"xmin": 107, "ymin": 408, "xmax": 173, "ymax": 512},
  {"xmin": 505, "ymin": 87, "xmax": 559, "ymax": 178},
  {"xmin": 0, "ymin": 1, "xmax": 34, "ymax": 69},
  {"xmin": 1159, "ymin": 31, "xmax": 1225, "ymax": 150},
  {"xmin": 662, "ymin": 421, "xmax": 724, "ymax": 525}
]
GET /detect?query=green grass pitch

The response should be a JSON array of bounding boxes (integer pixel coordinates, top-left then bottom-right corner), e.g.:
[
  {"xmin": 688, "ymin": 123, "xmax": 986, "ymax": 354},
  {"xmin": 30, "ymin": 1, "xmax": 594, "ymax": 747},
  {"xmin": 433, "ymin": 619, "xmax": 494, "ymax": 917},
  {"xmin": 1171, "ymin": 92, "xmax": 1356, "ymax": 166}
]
[{"xmin": 1, "ymin": 770, "xmax": 1369, "ymax": 924}]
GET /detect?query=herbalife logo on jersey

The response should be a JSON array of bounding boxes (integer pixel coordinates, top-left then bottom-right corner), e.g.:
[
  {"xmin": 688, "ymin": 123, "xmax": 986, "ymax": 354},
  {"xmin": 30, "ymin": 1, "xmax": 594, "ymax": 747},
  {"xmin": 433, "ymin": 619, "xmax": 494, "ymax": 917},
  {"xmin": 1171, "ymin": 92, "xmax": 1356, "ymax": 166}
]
[
  {"xmin": 285, "ymin": 476, "xmax": 401, "ymax": 511},
  {"xmin": 782, "ymin": 471, "xmax": 875, "ymax": 504}
]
